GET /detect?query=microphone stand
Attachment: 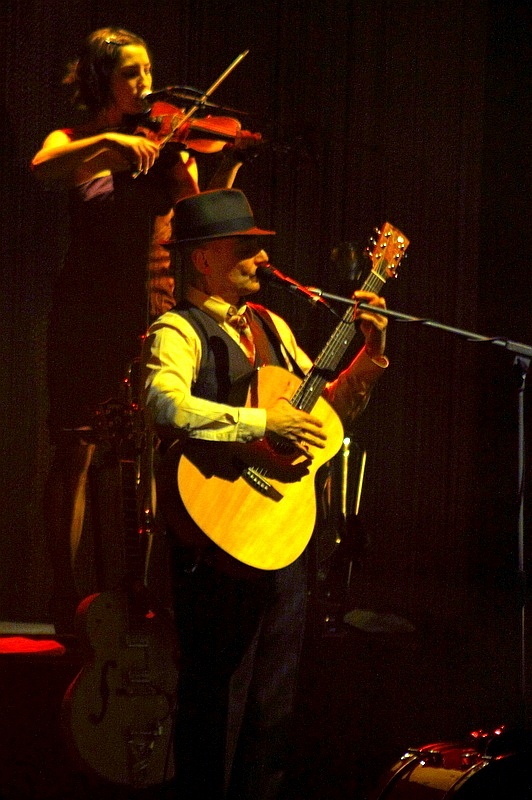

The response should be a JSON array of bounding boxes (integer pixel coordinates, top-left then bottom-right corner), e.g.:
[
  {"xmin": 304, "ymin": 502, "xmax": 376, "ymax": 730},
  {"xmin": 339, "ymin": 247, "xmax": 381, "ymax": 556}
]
[{"xmin": 312, "ymin": 289, "xmax": 531, "ymax": 724}]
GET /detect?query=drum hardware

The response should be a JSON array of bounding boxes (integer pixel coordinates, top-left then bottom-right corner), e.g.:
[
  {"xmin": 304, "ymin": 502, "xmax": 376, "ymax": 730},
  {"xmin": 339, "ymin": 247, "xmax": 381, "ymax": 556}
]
[{"xmin": 370, "ymin": 725, "xmax": 532, "ymax": 798}]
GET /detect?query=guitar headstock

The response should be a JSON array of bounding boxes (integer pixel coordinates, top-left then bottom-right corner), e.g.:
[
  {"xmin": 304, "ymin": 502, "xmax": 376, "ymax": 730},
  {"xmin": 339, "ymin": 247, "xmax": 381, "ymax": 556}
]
[{"xmin": 367, "ymin": 222, "xmax": 409, "ymax": 280}]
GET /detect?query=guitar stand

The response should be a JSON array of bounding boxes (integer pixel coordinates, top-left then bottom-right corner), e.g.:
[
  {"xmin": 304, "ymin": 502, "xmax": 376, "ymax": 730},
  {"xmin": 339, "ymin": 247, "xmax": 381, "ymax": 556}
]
[
  {"xmin": 310, "ymin": 438, "xmax": 366, "ymax": 638},
  {"xmin": 311, "ymin": 513, "xmax": 367, "ymax": 639},
  {"xmin": 310, "ymin": 436, "xmax": 415, "ymax": 638}
]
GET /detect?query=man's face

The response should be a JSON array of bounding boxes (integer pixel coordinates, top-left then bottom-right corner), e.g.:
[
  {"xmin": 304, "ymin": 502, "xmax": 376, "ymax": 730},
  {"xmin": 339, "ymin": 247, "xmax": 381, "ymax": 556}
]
[{"xmin": 194, "ymin": 236, "xmax": 270, "ymax": 303}]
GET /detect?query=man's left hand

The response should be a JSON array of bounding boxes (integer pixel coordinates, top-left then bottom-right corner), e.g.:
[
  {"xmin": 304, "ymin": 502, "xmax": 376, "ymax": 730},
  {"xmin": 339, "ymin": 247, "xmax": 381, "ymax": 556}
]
[{"xmin": 353, "ymin": 290, "xmax": 387, "ymax": 359}]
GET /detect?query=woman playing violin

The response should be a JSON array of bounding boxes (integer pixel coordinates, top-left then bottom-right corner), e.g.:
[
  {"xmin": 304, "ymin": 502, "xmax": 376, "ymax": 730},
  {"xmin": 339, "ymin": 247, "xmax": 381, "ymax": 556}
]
[{"xmin": 31, "ymin": 27, "xmax": 244, "ymax": 631}]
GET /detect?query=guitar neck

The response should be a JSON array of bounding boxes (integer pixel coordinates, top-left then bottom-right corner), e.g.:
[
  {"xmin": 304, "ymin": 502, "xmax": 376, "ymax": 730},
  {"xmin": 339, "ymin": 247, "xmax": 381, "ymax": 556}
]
[
  {"xmin": 97, "ymin": 362, "xmax": 151, "ymax": 599},
  {"xmin": 292, "ymin": 266, "xmax": 386, "ymax": 413},
  {"xmin": 120, "ymin": 455, "xmax": 146, "ymax": 586}
]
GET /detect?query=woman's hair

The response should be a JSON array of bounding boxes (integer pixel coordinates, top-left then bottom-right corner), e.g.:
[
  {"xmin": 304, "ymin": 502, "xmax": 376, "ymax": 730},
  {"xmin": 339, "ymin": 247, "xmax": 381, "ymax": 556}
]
[{"xmin": 63, "ymin": 27, "xmax": 149, "ymax": 113}]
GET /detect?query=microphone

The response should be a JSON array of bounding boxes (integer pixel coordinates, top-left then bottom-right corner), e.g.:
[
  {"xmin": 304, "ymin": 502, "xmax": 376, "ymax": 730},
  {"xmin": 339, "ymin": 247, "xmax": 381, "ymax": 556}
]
[
  {"xmin": 255, "ymin": 264, "xmax": 335, "ymax": 314},
  {"xmin": 141, "ymin": 88, "xmax": 221, "ymax": 108}
]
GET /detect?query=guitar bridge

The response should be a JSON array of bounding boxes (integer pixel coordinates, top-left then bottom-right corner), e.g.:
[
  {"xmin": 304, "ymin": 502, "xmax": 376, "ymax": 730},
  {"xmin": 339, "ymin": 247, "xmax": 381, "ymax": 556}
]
[{"xmin": 242, "ymin": 467, "xmax": 283, "ymax": 501}]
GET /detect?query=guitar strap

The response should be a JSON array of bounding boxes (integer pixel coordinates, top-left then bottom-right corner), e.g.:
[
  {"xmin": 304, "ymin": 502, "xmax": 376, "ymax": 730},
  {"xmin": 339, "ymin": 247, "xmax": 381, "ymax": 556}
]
[{"xmin": 248, "ymin": 304, "xmax": 306, "ymax": 379}]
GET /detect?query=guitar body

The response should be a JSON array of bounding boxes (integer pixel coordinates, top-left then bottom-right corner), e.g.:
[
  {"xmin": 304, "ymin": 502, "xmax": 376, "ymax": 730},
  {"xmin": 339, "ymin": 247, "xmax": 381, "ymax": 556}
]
[
  {"xmin": 177, "ymin": 364, "xmax": 345, "ymax": 570},
  {"xmin": 62, "ymin": 588, "xmax": 178, "ymax": 788}
]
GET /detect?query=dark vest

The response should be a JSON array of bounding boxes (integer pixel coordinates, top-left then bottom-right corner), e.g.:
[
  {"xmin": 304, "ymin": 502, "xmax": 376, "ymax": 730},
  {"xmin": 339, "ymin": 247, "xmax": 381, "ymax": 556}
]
[{"xmin": 170, "ymin": 302, "xmax": 295, "ymax": 404}]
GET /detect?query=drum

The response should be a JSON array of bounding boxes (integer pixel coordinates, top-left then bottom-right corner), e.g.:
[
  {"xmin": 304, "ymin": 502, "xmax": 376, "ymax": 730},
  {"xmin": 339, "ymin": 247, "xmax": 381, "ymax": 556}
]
[{"xmin": 371, "ymin": 735, "xmax": 532, "ymax": 799}]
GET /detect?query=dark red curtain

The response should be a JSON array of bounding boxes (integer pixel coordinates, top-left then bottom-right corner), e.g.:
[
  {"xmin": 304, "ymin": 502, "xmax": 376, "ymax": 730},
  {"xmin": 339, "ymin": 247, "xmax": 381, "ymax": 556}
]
[{"xmin": 0, "ymin": 0, "xmax": 530, "ymax": 721}]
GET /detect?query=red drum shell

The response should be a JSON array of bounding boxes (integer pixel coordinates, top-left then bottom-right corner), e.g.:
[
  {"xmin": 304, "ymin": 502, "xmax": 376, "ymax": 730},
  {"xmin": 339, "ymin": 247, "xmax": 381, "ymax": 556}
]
[{"xmin": 370, "ymin": 740, "xmax": 531, "ymax": 799}]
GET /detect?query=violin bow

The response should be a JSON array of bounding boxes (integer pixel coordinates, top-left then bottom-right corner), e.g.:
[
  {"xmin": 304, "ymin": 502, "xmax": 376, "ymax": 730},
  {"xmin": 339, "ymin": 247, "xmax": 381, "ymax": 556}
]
[{"xmin": 172, "ymin": 49, "xmax": 249, "ymax": 133}]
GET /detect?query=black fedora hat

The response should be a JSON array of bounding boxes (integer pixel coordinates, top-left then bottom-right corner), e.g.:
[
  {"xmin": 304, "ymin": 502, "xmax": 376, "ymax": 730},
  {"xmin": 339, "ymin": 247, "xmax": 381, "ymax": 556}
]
[{"xmin": 173, "ymin": 189, "xmax": 276, "ymax": 243}]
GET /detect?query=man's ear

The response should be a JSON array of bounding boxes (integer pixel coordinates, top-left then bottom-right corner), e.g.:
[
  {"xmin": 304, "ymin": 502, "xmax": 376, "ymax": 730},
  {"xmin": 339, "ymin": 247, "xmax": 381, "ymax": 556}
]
[{"xmin": 191, "ymin": 246, "xmax": 210, "ymax": 275}]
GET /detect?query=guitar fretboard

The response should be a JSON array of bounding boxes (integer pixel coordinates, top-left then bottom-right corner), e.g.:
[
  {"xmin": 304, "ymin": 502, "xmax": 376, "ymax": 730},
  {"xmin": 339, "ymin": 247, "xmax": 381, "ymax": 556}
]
[{"xmin": 293, "ymin": 266, "xmax": 387, "ymax": 414}]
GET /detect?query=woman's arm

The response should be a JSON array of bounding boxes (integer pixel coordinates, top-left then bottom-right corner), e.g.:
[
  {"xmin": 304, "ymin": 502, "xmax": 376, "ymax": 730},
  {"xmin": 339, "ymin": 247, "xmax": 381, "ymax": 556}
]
[{"xmin": 31, "ymin": 128, "xmax": 161, "ymax": 182}]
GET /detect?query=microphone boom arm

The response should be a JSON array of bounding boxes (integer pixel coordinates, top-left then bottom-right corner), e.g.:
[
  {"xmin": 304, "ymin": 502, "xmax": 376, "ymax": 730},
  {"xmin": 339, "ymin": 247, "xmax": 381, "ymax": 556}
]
[{"xmin": 308, "ymin": 288, "xmax": 532, "ymax": 357}]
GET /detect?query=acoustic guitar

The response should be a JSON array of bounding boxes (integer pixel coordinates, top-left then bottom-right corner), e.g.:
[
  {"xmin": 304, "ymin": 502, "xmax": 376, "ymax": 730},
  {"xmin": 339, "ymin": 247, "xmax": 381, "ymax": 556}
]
[
  {"xmin": 176, "ymin": 223, "xmax": 409, "ymax": 570},
  {"xmin": 61, "ymin": 374, "xmax": 178, "ymax": 788}
]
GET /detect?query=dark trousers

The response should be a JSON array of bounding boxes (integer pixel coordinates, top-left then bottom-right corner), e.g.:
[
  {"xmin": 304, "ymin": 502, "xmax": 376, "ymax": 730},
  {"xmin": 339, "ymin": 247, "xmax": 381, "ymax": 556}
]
[{"xmin": 170, "ymin": 545, "xmax": 308, "ymax": 800}]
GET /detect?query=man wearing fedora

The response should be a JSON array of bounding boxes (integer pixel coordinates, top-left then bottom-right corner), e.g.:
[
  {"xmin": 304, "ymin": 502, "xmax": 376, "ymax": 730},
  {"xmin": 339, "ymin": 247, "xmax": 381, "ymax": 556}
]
[{"xmin": 142, "ymin": 188, "xmax": 388, "ymax": 799}]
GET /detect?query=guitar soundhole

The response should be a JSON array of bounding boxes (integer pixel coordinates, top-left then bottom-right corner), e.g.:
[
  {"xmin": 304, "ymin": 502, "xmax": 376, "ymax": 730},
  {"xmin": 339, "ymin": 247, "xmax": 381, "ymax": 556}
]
[{"xmin": 267, "ymin": 433, "xmax": 298, "ymax": 458}]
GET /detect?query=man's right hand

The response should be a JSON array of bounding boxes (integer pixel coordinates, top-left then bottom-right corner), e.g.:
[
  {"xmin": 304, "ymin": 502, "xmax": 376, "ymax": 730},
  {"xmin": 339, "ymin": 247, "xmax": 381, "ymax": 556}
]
[{"xmin": 265, "ymin": 397, "xmax": 327, "ymax": 454}]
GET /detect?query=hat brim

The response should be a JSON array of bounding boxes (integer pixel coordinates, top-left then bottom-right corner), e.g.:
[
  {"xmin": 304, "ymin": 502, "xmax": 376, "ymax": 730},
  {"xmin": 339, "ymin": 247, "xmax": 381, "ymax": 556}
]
[{"xmin": 163, "ymin": 227, "xmax": 276, "ymax": 247}]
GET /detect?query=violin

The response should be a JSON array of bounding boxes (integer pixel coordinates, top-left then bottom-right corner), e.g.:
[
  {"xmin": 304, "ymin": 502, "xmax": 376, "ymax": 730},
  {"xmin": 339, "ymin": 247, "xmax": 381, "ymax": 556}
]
[{"xmin": 131, "ymin": 99, "xmax": 263, "ymax": 155}]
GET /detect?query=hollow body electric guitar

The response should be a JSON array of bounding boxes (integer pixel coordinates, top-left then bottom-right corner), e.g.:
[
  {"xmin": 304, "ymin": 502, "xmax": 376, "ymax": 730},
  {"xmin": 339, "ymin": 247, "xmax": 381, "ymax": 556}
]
[
  {"xmin": 62, "ymin": 383, "xmax": 178, "ymax": 789},
  {"xmin": 176, "ymin": 224, "xmax": 409, "ymax": 570}
]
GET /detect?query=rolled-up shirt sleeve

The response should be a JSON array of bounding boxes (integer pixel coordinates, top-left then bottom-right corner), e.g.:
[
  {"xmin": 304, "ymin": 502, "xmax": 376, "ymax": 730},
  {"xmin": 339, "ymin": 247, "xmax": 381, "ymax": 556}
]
[
  {"xmin": 143, "ymin": 314, "xmax": 267, "ymax": 443},
  {"xmin": 323, "ymin": 346, "xmax": 389, "ymax": 429}
]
